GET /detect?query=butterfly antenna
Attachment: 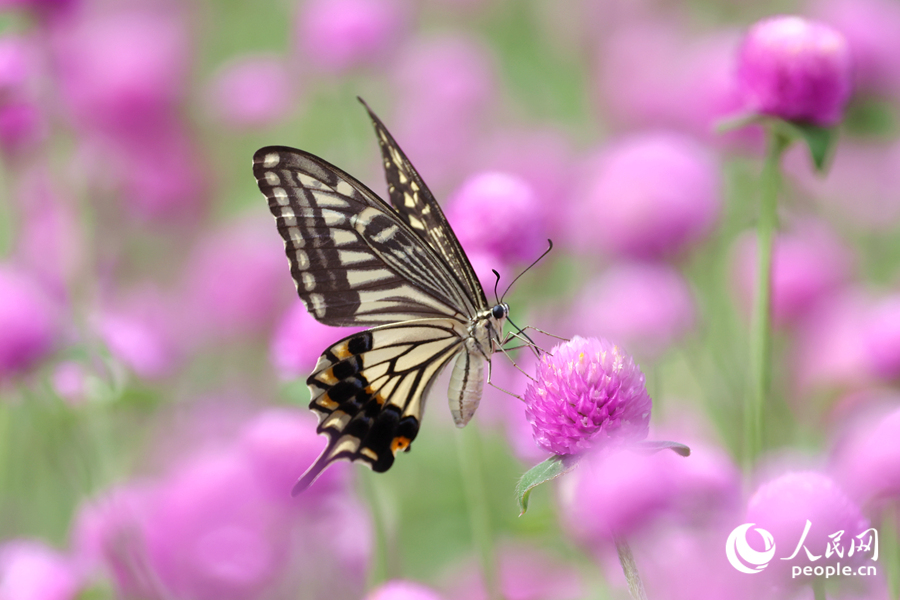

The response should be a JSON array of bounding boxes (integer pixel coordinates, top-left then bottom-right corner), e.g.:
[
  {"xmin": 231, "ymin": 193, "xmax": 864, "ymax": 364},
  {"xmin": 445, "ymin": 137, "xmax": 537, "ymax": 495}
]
[
  {"xmin": 492, "ymin": 269, "xmax": 502, "ymax": 305},
  {"xmin": 500, "ymin": 239, "xmax": 554, "ymax": 303}
]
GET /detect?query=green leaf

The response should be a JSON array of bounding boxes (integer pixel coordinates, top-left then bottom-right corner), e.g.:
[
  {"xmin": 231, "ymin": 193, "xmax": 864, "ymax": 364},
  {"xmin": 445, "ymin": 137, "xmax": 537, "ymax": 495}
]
[
  {"xmin": 791, "ymin": 122, "xmax": 838, "ymax": 173},
  {"xmin": 715, "ymin": 112, "xmax": 838, "ymax": 173},
  {"xmin": 515, "ymin": 454, "xmax": 581, "ymax": 516},
  {"xmin": 632, "ymin": 440, "xmax": 691, "ymax": 457}
]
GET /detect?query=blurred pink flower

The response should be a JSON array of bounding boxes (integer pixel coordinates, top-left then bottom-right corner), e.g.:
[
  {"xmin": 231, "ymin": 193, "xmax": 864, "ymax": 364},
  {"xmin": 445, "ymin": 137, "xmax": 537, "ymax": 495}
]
[
  {"xmin": 736, "ymin": 16, "xmax": 852, "ymax": 126},
  {"xmin": 71, "ymin": 485, "xmax": 158, "ymax": 598},
  {"xmin": 445, "ymin": 172, "xmax": 547, "ymax": 265},
  {"xmin": 745, "ymin": 471, "xmax": 869, "ymax": 586},
  {"xmin": 446, "ymin": 546, "xmax": 583, "ymax": 600},
  {"xmin": 51, "ymin": 360, "xmax": 87, "ymax": 405},
  {"xmin": 730, "ymin": 221, "xmax": 854, "ymax": 326},
  {"xmin": 862, "ymin": 294, "xmax": 900, "ymax": 380},
  {"xmin": 0, "ymin": 264, "xmax": 60, "ymax": 380},
  {"xmin": 570, "ymin": 133, "xmax": 720, "ymax": 259},
  {"xmin": 295, "ymin": 0, "xmax": 408, "ymax": 73},
  {"xmin": 0, "ymin": 0, "xmax": 78, "ymax": 19},
  {"xmin": 831, "ymin": 403, "xmax": 900, "ymax": 509},
  {"xmin": 0, "ymin": 540, "xmax": 82, "ymax": 600},
  {"xmin": 558, "ymin": 449, "xmax": 675, "ymax": 543},
  {"xmin": 145, "ymin": 450, "xmax": 291, "ymax": 600},
  {"xmin": 0, "ymin": 35, "xmax": 45, "ymax": 155},
  {"xmin": 791, "ymin": 290, "xmax": 873, "ymax": 395},
  {"xmin": 597, "ymin": 25, "xmax": 760, "ymax": 148},
  {"xmin": 51, "ymin": 8, "xmax": 191, "ymax": 136},
  {"xmin": 810, "ymin": 0, "xmax": 900, "ymax": 99},
  {"xmin": 181, "ymin": 216, "xmax": 293, "ymax": 343},
  {"xmin": 237, "ymin": 407, "xmax": 350, "ymax": 500},
  {"xmin": 785, "ymin": 139, "xmax": 900, "ymax": 230},
  {"xmin": 524, "ymin": 337, "xmax": 651, "ymax": 455},
  {"xmin": 13, "ymin": 167, "xmax": 84, "ymax": 295},
  {"xmin": 270, "ymin": 300, "xmax": 361, "ymax": 380},
  {"xmin": 392, "ymin": 35, "xmax": 496, "ymax": 189},
  {"xmin": 635, "ymin": 523, "xmax": 762, "ymax": 600},
  {"xmin": 206, "ymin": 54, "xmax": 294, "ymax": 128},
  {"xmin": 567, "ymin": 262, "xmax": 695, "ymax": 358},
  {"xmin": 366, "ymin": 580, "xmax": 444, "ymax": 600},
  {"xmin": 473, "ymin": 128, "xmax": 573, "ymax": 238}
]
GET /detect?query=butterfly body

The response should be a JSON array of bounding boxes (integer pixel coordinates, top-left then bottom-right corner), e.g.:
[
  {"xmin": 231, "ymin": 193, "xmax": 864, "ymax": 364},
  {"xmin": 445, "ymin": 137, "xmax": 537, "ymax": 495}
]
[{"xmin": 253, "ymin": 99, "xmax": 510, "ymax": 494}]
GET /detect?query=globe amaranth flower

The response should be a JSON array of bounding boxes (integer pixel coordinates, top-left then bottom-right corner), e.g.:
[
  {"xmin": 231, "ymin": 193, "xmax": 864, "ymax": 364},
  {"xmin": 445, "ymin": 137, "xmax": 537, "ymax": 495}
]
[
  {"xmin": 365, "ymin": 579, "xmax": 444, "ymax": 600},
  {"xmin": 524, "ymin": 336, "xmax": 651, "ymax": 455},
  {"xmin": 746, "ymin": 471, "xmax": 869, "ymax": 585},
  {"xmin": 445, "ymin": 171, "xmax": 547, "ymax": 265},
  {"xmin": 0, "ymin": 540, "xmax": 82, "ymax": 600},
  {"xmin": 737, "ymin": 15, "xmax": 852, "ymax": 126},
  {"xmin": 569, "ymin": 132, "xmax": 721, "ymax": 259},
  {"xmin": 0, "ymin": 264, "xmax": 60, "ymax": 380},
  {"xmin": 831, "ymin": 403, "xmax": 900, "ymax": 509}
]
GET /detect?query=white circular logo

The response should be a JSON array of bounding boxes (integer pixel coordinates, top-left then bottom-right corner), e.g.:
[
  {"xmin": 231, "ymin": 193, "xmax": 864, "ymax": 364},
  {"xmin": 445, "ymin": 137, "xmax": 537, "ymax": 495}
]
[{"xmin": 725, "ymin": 523, "xmax": 776, "ymax": 574}]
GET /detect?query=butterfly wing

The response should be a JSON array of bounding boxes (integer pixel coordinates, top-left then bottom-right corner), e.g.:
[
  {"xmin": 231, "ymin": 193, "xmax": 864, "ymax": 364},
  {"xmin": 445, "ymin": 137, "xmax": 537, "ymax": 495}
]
[
  {"xmin": 295, "ymin": 322, "xmax": 464, "ymax": 493},
  {"xmin": 358, "ymin": 98, "xmax": 489, "ymax": 311},
  {"xmin": 253, "ymin": 146, "xmax": 479, "ymax": 325}
]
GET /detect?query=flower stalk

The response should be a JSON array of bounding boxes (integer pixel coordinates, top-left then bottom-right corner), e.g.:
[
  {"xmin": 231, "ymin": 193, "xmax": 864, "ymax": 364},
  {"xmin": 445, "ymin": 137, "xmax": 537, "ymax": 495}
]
[
  {"xmin": 455, "ymin": 425, "xmax": 502, "ymax": 600},
  {"xmin": 747, "ymin": 129, "xmax": 789, "ymax": 468},
  {"xmin": 613, "ymin": 532, "xmax": 648, "ymax": 600}
]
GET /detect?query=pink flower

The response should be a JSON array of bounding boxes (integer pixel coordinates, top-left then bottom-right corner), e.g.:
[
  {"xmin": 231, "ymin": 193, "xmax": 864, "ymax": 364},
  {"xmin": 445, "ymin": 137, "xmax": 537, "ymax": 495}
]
[
  {"xmin": 810, "ymin": 0, "xmax": 900, "ymax": 100},
  {"xmin": 0, "ymin": 36, "xmax": 44, "ymax": 155},
  {"xmin": 445, "ymin": 546, "xmax": 583, "ymax": 600},
  {"xmin": 0, "ymin": 264, "xmax": 60, "ymax": 380},
  {"xmin": 445, "ymin": 172, "xmax": 546, "ymax": 265},
  {"xmin": 737, "ymin": 16, "xmax": 852, "ymax": 126},
  {"xmin": 144, "ymin": 450, "xmax": 291, "ymax": 600},
  {"xmin": 570, "ymin": 133, "xmax": 720, "ymax": 259},
  {"xmin": 730, "ymin": 221, "xmax": 854, "ymax": 326},
  {"xmin": 51, "ymin": 361, "xmax": 88, "ymax": 405},
  {"xmin": 366, "ymin": 580, "xmax": 444, "ymax": 600},
  {"xmin": 831, "ymin": 403, "xmax": 900, "ymax": 509},
  {"xmin": 237, "ymin": 408, "xmax": 350, "ymax": 500},
  {"xmin": 180, "ymin": 216, "xmax": 293, "ymax": 343},
  {"xmin": 862, "ymin": 295, "xmax": 900, "ymax": 380},
  {"xmin": 206, "ymin": 54, "xmax": 294, "ymax": 128},
  {"xmin": 567, "ymin": 262, "xmax": 695, "ymax": 358},
  {"xmin": 270, "ymin": 300, "xmax": 361, "ymax": 379},
  {"xmin": 558, "ymin": 449, "xmax": 675, "ymax": 543},
  {"xmin": 745, "ymin": 471, "xmax": 869, "ymax": 585},
  {"xmin": 0, "ymin": 541, "xmax": 81, "ymax": 600},
  {"xmin": 295, "ymin": 0, "xmax": 407, "ymax": 72},
  {"xmin": 596, "ymin": 25, "xmax": 760, "ymax": 149},
  {"xmin": 524, "ymin": 337, "xmax": 651, "ymax": 455},
  {"xmin": 391, "ymin": 35, "xmax": 496, "ymax": 189},
  {"xmin": 788, "ymin": 140, "xmax": 900, "ymax": 230}
]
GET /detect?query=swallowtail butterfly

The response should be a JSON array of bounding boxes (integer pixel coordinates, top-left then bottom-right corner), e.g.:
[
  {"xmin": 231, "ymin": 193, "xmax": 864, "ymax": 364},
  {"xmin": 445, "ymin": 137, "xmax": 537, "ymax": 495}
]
[{"xmin": 253, "ymin": 99, "xmax": 517, "ymax": 494}]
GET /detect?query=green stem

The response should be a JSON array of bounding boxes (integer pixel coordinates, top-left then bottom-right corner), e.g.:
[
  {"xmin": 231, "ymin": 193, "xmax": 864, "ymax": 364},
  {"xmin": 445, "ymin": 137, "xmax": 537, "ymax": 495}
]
[
  {"xmin": 359, "ymin": 471, "xmax": 396, "ymax": 587},
  {"xmin": 746, "ymin": 130, "xmax": 789, "ymax": 471},
  {"xmin": 613, "ymin": 533, "xmax": 649, "ymax": 600},
  {"xmin": 454, "ymin": 425, "xmax": 502, "ymax": 600},
  {"xmin": 884, "ymin": 503, "xmax": 899, "ymax": 600},
  {"xmin": 812, "ymin": 578, "xmax": 826, "ymax": 600}
]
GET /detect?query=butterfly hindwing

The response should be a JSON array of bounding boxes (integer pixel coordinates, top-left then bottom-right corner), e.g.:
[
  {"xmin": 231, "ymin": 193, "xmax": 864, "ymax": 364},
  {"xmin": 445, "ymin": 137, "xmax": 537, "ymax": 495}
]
[
  {"xmin": 253, "ymin": 147, "xmax": 473, "ymax": 325},
  {"xmin": 295, "ymin": 322, "xmax": 465, "ymax": 493}
]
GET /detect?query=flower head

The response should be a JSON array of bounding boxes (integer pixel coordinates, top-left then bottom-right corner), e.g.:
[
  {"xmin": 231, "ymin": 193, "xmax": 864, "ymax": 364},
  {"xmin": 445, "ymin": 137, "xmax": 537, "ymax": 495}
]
[
  {"xmin": 0, "ymin": 264, "xmax": 60, "ymax": 380},
  {"xmin": 746, "ymin": 471, "xmax": 869, "ymax": 584},
  {"xmin": 737, "ymin": 15, "xmax": 852, "ymax": 126},
  {"xmin": 831, "ymin": 404, "xmax": 900, "ymax": 508},
  {"xmin": 366, "ymin": 580, "xmax": 444, "ymax": 600},
  {"xmin": 570, "ymin": 133, "xmax": 720, "ymax": 259},
  {"xmin": 524, "ymin": 336, "xmax": 651, "ymax": 455},
  {"xmin": 0, "ymin": 540, "xmax": 82, "ymax": 600},
  {"xmin": 446, "ymin": 171, "xmax": 546, "ymax": 265}
]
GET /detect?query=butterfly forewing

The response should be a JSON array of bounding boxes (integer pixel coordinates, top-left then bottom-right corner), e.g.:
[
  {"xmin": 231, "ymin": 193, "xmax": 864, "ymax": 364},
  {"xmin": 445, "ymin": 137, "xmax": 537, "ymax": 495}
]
[
  {"xmin": 253, "ymin": 147, "xmax": 475, "ymax": 325},
  {"xmin": 360, "ymin": 100, "xmax": 488, "ymax": 312}
]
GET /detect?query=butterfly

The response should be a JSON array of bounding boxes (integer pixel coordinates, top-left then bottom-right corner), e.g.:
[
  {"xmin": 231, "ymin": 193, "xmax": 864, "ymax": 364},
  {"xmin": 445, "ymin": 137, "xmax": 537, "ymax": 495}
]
[{"xmin": 253, "ymin": 98, "xmax": 521, "ymax": 494}]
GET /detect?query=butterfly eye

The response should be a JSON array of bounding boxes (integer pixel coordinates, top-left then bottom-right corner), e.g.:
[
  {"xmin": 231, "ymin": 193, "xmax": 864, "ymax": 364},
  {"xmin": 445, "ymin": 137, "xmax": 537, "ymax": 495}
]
[{"xmin": 491, "ymin": 305, "xmax": 506, "ymax": 319}]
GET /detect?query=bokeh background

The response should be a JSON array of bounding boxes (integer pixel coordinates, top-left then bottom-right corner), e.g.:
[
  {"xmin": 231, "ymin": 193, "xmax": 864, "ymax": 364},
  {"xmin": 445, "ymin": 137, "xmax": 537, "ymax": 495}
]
[{"xmin": 1, "ymin": 0, "xmax": 899, "ymax": 598}]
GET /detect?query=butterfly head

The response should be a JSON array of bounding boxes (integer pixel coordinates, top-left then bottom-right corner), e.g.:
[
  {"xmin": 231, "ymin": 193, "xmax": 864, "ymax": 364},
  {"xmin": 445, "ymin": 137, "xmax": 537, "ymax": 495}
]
[{"xmin": 491, "ymin": 303, "xmax": 509, "ymax": 321}]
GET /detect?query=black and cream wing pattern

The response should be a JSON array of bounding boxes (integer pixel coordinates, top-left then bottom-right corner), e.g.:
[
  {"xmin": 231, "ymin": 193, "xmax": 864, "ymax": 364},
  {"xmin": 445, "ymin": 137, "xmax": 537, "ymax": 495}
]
[{"xmin": 252, "ymin": 98, "xmax": 510, "ymax": 494}]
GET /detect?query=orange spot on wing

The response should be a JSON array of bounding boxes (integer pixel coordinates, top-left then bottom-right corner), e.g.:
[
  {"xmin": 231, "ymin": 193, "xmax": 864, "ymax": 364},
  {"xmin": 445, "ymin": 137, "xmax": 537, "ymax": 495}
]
[{"xmin": 390, "ymin": 436, "xmax": 411, "ymax": 454}]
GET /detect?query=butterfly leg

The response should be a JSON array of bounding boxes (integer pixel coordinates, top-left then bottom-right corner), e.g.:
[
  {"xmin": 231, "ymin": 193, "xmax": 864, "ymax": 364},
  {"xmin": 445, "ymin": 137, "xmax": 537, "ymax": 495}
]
[{"xmin": 485, "ymin": 356, "xmax": 526, "ymax": 401}]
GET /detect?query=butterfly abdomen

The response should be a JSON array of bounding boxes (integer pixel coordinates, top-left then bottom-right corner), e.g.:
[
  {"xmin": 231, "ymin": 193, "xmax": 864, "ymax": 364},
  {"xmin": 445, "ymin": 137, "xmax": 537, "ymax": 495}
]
[{"xmin": 448, "ymin": 344, "xmax": 485, "ymax": 428}]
